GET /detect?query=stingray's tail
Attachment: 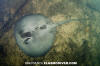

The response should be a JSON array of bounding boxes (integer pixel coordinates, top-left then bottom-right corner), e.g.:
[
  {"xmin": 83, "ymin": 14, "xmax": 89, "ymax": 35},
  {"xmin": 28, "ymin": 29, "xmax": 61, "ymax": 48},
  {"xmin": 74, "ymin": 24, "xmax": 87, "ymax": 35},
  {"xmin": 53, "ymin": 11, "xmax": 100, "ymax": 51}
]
[{"xmin": 55, "ymin": 18, "xmax": 90, "ymax": 26}]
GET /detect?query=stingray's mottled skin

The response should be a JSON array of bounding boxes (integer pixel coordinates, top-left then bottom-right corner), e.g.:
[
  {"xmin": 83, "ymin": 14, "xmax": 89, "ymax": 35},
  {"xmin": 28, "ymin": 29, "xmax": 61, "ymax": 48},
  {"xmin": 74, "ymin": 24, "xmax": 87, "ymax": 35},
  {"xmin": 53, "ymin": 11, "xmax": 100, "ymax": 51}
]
[{"xmin": 14, "ymin": 14, "xmax": 83, "ymax": 57}]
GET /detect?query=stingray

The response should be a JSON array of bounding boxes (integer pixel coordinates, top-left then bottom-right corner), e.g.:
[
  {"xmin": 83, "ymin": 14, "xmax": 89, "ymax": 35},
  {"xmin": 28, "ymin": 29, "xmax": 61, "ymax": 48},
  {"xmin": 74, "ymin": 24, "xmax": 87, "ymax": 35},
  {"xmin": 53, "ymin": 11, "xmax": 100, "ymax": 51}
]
[{"xmin": 14, "ymin": 14, "xmax": 87, "ymax": 57}]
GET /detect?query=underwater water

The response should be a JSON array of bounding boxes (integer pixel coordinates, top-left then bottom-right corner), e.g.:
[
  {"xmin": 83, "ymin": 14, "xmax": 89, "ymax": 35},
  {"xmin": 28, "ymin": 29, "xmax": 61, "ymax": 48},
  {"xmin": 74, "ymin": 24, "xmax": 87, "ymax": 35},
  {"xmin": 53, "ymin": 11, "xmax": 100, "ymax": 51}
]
[
  {"xmin": 86, "ymin": 0, "xmax": 100, "ymax": 11},
  {"xmin": 0, "ymin": 0, "xmax": 100, "ymax": 66}
]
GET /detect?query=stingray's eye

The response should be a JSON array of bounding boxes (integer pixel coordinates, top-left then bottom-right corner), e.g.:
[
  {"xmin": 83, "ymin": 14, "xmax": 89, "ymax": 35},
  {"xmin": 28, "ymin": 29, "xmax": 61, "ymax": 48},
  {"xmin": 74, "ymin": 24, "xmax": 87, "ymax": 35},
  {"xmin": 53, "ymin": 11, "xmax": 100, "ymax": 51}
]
[
  {"xmin": 40, "ymin": 25, "xmax": 47, "ymax": 29},
  {"xmin": 20, "ymin": 32, "xmax": 32, "ymax": 38}
]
